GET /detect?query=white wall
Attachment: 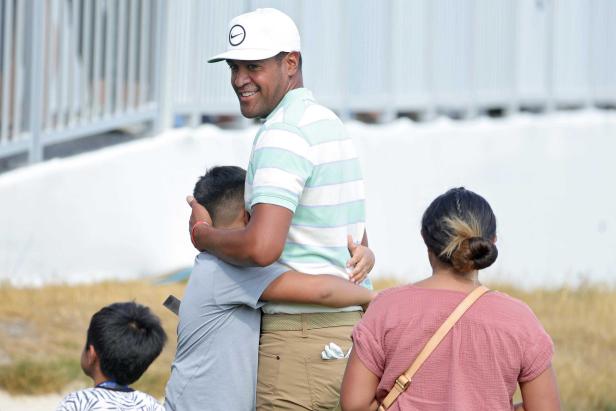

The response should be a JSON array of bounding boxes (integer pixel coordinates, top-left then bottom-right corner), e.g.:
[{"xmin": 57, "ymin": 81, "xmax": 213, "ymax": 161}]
[
  {"xmin": 1, "ymin": 111, "xmax": 615, "ymax": 287},
  {"xmin": 351, "ymin": 111, "xmax": 616, "ymax": 288}
]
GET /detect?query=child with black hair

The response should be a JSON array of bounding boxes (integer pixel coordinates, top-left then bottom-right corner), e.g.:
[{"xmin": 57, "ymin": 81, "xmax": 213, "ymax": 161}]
[{"xmin": 56, "ymin": 302, "xmax": 167, "ymax": 411}]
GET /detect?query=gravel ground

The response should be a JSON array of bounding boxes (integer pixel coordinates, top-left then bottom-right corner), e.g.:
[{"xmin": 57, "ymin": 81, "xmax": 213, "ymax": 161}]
[{"xmin": 0, "ymin": 390, "xmax": 64, "ymax": 411}]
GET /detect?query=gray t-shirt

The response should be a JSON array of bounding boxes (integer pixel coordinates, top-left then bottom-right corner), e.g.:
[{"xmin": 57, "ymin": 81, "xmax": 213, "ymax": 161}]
[{"xmin": 164, "ymin": 252, "xmax": 287, "ymax": 411}]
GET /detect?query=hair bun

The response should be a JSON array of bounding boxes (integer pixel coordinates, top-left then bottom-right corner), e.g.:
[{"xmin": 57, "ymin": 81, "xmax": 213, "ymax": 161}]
[{"xmin": 451, "ymin": 237, "xmax": 498, "ymax": 272}]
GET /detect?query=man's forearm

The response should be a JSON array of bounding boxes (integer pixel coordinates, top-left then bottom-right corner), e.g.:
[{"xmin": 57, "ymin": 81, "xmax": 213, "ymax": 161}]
[
  {"xmin": 191, "ymin": 203, "xmax": 292, "ymax": 266},
  {"xmin": 193, "ymin": 223, "xmax": 259, "ymax": 266}
]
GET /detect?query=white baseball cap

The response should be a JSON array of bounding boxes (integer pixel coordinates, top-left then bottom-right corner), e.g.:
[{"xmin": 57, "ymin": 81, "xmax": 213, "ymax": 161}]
[{"xmin": 208, "ymin": 8, "xmax": 301, "ymax": 63}]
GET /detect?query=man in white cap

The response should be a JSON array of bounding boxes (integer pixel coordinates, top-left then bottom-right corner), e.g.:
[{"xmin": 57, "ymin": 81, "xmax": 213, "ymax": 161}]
[{"xmin": 188, "ymin": 8, "xmax": 373, "ymax": 410}]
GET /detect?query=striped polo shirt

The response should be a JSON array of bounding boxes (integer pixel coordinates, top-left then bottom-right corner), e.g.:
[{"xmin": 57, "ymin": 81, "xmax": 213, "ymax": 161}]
[{"xmin": 245, "ymin": 88, "xmax": 367, "ymax": 314}]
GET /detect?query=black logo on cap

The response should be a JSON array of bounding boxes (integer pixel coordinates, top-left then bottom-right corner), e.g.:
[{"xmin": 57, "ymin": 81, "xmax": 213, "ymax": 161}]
[{"xmin": 229, "ymin": 24, "xmax": 246, "ymax": 46}]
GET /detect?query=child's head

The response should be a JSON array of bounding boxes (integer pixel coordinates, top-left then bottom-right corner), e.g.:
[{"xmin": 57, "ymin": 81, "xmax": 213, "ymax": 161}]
[
  {"xmin": 82, "ymin": 302, "xmax": 167, "ymax": 385},
  {"xmin": 193, "ymin": 166, "xmax": 247, "ymax": 228},
  {"xmin": 421, "ymin": 187, "xmax": 498, "ymax": 273}
]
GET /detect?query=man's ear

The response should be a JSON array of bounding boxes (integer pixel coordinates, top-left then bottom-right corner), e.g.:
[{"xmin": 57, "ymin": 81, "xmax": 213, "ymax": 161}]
[
  {"xmin": 285, "ymin": 51, "xmax": 300, "ymax": 76},
  {"xmin": 243, "ymin": 210, "xmax": 250, "ymax": 224}
]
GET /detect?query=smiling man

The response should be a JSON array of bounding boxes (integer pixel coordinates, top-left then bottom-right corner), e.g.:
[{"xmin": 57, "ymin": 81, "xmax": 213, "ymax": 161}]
[{"xmin": 189, "ymin": 8, "xmax": 373, "ymax": 410}]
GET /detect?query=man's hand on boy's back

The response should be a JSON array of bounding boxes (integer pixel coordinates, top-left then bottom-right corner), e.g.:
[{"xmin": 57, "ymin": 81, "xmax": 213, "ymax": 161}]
[{"xmin": 347, "ymin": 235, "xmax": 375, "ymax": 284}]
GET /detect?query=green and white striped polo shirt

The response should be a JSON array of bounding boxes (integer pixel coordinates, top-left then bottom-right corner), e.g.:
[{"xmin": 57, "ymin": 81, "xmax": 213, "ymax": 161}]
[{"xmin": 245, "ymin": 88, "xmax": 367, "ymax": 314}]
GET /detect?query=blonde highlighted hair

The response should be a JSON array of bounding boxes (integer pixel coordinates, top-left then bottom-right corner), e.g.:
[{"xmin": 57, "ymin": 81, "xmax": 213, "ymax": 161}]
[{"xmin": 439, "ymin": 215, "xmax": 483, "ymax": 260}]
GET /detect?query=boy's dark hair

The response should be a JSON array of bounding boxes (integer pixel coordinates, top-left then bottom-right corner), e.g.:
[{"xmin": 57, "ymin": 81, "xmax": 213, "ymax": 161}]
[
  {"xmin": 86, "ymin": 302, "xmax": 167, "ymax": 385},
  {"xmin": 193, "ymin": 166, "xmax": 246, "ymax": 226}
]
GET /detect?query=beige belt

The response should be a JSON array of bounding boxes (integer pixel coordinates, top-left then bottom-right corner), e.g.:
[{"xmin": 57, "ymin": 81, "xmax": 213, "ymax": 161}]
[{"xmin": 261, "ymin": 311, "xmax": 362, "ymax": 332}]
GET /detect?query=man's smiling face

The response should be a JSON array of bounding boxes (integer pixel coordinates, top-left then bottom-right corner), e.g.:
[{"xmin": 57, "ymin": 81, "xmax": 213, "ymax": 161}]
[{"xmin": 227, "ymin": 56, "xmax": 291, "ymax": 119}]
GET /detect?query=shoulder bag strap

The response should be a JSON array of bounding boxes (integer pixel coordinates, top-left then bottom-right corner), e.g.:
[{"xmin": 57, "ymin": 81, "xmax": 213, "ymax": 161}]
[{"xmin": 377, "ymin": 285, "xmax": 491, "ymax": 411}]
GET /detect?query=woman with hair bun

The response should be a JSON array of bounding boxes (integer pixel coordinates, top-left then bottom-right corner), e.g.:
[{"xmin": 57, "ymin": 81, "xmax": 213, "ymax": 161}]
[{"xmin": 340, "ymin": 188, "xmax": 560, "ymax": 411}]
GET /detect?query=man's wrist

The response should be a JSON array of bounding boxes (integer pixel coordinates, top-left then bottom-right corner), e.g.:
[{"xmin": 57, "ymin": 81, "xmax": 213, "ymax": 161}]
[{"xmin": 190, "ymin": 220, "xmax": 210, "ymax": 249}]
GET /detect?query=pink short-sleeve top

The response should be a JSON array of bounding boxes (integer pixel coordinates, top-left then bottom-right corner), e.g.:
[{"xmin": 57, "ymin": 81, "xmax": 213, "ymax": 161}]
[{"xmin": 352, "ymin": 285, "xmax": 553, "ymax": 411}]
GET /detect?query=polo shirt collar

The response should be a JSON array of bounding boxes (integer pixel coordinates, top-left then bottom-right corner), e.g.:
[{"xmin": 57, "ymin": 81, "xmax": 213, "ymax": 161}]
[{"xmin": 266, "ymin": 88, "xmax": 313, "ymax": 121}]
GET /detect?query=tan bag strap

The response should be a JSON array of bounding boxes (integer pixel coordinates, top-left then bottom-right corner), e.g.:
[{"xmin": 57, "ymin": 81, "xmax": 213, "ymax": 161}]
[{"xmin": 377, "ymin": 285, "xmax": 490, "ymax": 411}]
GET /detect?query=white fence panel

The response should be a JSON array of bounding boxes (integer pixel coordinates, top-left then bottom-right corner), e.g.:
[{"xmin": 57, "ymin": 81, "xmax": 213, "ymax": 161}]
[
  {"xmin": 301, "ymin": 0, "xmax": 346, "ymax": 110},
  {"xmin": 0, "ymin": 0, "xmax": 164, "ymax": 163},
  {"xmin": 473, "ymin": 0, "xmax": 516, "ymax": 109},
  {"xmin": 516, "ymin": 0, "xmax": 551, "ymax": 105},
  {"xmin": 344, "ymin": 0, "xmax": 392, "ymax": 111},
  {"xmin": 1, "ymin": 0, "xmax": 13, "ymax": 141},
  {"xmin": 590, "ymin": 0, "xmax": 616, "ymax": 104},
  {"xmin": 2, "ymin": 0, "xmax": 616, "ymax": 165},
  {"xmin": 430, "ymin": 0, "xmax": 474, "ymax": 110},
  {"xmin": 553, "ymin": 0, "xmax": 592, "ymax": 105},
  {"xmin": 391, "ymin": 0, "xmax": 431, "ymax": 113},
  {"xmin": 168, "ymin": 0, "xmax": 244, "ymax": 120}
]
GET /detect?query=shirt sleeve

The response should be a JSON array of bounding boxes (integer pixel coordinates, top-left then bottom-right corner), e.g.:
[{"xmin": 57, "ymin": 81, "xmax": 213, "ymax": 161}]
[
  {"xmin": 55, "ymin": 393, "xmax": 79, "ymax": 411},
  {"xmin": 351, "ymin": 294, "xmax": 388, "ymax": 378},
  {"xmin": 144, "ymin": 393, "xmax": 165, "ymax": 410},
  {"xmin": 518, "ymin": 308, "xmax": 555, "ymax": 382},
  {"xmin": 214, "ymin": 262, "xmax": 289, "ymax": 309},
  {"xmin": 249, "ymin": 126, "xmax": 313, "ymax": 213}
]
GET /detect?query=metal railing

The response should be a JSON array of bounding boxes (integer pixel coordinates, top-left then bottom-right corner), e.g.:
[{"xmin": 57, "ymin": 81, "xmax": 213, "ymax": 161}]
[
  {"xmin": 0, "ymin": 0, "xmax": 165, "ymax": 163},
  {"xmin": 1, "ymin": 0, "xmax": 616, "ymax": 164},
  {"xmin": 177, "ymin": 0, "xmax": 616, "ymax": 120}
]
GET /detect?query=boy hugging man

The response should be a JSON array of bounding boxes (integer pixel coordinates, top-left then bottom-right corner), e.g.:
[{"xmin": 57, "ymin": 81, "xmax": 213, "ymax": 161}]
[{"xmin": 164, "ymin": 166, "xmax": 375, "ymax": 411}]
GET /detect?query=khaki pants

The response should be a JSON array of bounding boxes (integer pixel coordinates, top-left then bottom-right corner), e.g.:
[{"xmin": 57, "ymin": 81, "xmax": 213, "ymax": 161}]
[{"xmin": 256, "ymin": 312, "xmax": 361, "ymax": 411}]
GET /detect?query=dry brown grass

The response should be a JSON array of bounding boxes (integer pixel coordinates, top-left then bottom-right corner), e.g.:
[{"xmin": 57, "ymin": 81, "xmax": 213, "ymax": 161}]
[
  {"xmin": 0, "ymin": 280, "xmax": 184, "ymax": 397},
  {"xmin": 0, "ymin": 279, "xmax": 614, "ymax": 410},
  {"xmin": 492, "ymin": 283, "xmax": 616, "ymax": 411}
]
